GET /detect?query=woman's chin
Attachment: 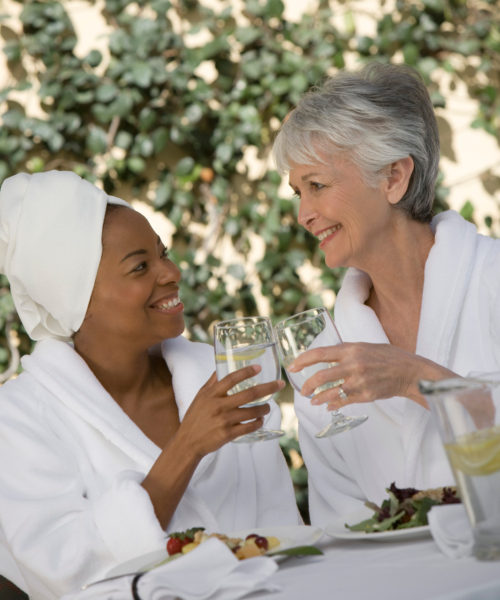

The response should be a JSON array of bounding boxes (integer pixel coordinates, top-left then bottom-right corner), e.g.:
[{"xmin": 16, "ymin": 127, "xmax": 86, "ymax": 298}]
[{"xmin": 324, "ymin": 254, "xmax": 345, "ymax": 269}]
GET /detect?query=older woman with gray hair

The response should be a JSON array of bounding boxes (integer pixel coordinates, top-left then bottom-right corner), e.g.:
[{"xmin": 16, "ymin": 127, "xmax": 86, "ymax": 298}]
[
  {"xmin": 0, "ymin": 171, "xmax": 300, "ymax": 599},
  {"xmin": 273, "ymin": 62, "xmax": 500, "ymax": 525}
]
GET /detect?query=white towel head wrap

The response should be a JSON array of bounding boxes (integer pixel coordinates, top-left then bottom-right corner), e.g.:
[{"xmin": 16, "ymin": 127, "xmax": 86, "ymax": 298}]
[{"xmin": 0, "ymin": 170, "xmax": 129, "ymax": 341}]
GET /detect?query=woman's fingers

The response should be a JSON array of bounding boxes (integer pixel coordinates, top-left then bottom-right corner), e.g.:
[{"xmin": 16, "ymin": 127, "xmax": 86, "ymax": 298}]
[
  {"xmin": 300, "ymin": 365, "xmax": 345, "ymax": 398},
  {"xmin": 287, "ymin": 346, "xmax": 339, "ymax": 371},
  {"xmin": 227, "ymin": 379, "xmax": 284, "ymax": 406},
  {"xmin": 207, "ymin": 365, "xmax": 284, "ymax": 406},
  {"xmin": 215, "ymin": 364, "xmax": 263, "ymax": 395},
  {"xmin": 184, "ymin": 368, "xmax": 283, "ymax": 453}
]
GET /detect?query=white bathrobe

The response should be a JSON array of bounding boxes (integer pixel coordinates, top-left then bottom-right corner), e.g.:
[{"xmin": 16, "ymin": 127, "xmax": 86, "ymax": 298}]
[
  {"xmin": 0, "ymin": 335, "xmax": 300, "ymax": 599},
  {"xmin": 295, "ymin": 210, "xmax": 500, "ymax": 525}
]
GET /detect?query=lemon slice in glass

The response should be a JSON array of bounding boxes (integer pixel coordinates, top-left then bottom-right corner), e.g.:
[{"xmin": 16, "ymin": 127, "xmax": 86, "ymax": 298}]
[
  {"xmin": 445, "ymin": 425, "xmax": 500, "ymax": 476},
  {"xmin": 215, "ymin": 348, "xmax": 266, "ymax": 362}
]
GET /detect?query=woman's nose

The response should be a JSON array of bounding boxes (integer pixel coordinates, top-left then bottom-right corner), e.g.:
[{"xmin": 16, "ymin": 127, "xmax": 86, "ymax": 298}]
[
  {"xmin": 297, "ymin": 198, "xmax": 317, "ymax": 231},
  {"xmin": 157, "ymin": 259, "xmax": 181, "ymax": 284}
]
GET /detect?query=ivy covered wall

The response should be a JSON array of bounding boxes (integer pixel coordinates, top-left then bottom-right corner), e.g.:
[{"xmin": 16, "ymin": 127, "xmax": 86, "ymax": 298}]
[{"xmin": 1, "ymin": 0, "xmax": 498, "ymax": 378}]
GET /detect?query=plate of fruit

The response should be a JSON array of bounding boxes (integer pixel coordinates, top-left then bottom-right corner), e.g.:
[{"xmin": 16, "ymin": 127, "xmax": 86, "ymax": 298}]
[{"xmin": 105, "ymin": 525, "xmax": 323, "ymax": 578}]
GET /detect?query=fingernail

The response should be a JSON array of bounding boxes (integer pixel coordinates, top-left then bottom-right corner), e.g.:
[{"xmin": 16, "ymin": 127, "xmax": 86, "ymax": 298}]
[
  {"xmin": 287, "ymin": 364, "xmax": 297, "ymax": 372},
  {"xmin": 252, "ymin": 364, "xmax": 261, "ymax": 373},
  {"xmin": 277, "ymin": 380, "xmax": 285, "ymax": 389}
]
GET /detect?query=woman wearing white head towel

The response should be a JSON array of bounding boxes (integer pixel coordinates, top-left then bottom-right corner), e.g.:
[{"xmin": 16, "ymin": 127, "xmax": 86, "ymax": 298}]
[
  {"xmin": 272, "ymin": 63, "xmax": 500, "ymax": 524},
  {"xmin": 0, "ymin": 171, "xmax": 300, "ymax": 599}
]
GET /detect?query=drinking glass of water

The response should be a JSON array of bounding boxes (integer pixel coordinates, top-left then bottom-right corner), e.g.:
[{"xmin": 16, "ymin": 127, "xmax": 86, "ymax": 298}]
[
  {"xmin": 275, "ymin": 307, "xmax": 368, "ymax": 438},
  {"xmin": 420, "ymin": 377, "xmax": 500, "ymax": 560},
  {"xmin": 213, "ymin": 316, "xmax": 285, "ymax": 443}
]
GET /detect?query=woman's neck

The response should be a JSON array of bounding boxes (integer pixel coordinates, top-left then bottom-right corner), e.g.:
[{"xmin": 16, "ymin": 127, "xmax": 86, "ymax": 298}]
[
  {"xmin": 73, "ymin": 338, "xmax": 161, "ymax": 404},
  {"xmin": 362, "ymin": 218, "xmax": 435, "ymax": 351}
]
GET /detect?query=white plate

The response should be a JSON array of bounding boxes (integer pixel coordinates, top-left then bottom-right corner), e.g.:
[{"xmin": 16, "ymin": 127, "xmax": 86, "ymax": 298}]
[
  {"xmin": 105, "ymin": 525, "xmax": 323, "ymax": 577},
  {"xmin": 325, "ymin": 508, "xmax": 431, "ymax": 542}
]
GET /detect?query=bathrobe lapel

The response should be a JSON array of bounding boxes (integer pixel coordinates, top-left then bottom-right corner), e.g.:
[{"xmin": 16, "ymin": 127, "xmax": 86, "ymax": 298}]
[
  {"xmin": 22, "ymin": 339, "xmax": 160, "ymax": 471},
  {"xmin": 404, "ymin": 211, "xmax": 478, "ymax": 484},
  {"xmin": 22, "ymin": 335, "xmax": 258, "ymax": 531},
  {"xmin": 334, "ymin": 269, "xmax": 407, "ymax": 499}
]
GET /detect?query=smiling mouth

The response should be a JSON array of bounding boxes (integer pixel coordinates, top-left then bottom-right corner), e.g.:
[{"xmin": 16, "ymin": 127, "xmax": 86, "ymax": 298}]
[
  {"xmin": 317, "ymin": 224, "xmax": 341, "ymax": 240},
  {"xmin": 152, "ymin": 296, "xmax": 182, "ymax": 311}
]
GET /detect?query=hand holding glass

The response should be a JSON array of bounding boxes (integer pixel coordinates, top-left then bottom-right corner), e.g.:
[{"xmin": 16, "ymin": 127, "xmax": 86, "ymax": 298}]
[
  {"xmin": 275, "ymin": 307, "xmax": 368, "ymax": 438},
  {"xmin": 213, "ymin": 316, "xmax": 285, "ymax": 443}
]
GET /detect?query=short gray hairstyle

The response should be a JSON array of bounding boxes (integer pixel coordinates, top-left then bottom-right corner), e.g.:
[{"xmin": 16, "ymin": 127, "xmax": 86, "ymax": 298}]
[{"xmin": 272, "ymin": 62, "xmax": 440, "ymax": 222}]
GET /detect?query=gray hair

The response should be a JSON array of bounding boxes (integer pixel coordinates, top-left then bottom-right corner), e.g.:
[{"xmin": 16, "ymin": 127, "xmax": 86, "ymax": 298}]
[{"xmin": 272, "ymin": 62, "xmax": 440, "ymax": 222}]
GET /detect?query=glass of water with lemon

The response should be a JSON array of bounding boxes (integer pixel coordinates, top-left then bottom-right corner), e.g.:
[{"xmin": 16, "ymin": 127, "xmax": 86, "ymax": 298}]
[
  {"xmin": 214, "ymin": 316, "xmax": 284, "ymax": 443},
  {"xmin": 421, "ymin": 377, "xmax": 500, "ymax": 560}
]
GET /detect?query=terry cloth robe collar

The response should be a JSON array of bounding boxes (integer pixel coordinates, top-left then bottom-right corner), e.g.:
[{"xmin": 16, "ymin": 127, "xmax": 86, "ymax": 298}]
[{"xmin": 20, "ymin": 335, "xmax": 259, "ymax": 531}]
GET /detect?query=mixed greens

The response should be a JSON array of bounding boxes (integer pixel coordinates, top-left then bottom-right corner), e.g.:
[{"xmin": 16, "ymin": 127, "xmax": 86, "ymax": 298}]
[{"xmin": 346, "ymin": 482, "xmax": 460, "ymax": 533}]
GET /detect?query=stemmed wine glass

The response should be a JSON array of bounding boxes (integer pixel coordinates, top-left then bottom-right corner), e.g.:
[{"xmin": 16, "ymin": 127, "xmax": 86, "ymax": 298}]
[
  {"xmin": 275, "ymin": 307, "xmax": 368, "ymax": 438},
  {"xmin": 213, "ymin": 316, "xmax": 285, "ymax": 443}
]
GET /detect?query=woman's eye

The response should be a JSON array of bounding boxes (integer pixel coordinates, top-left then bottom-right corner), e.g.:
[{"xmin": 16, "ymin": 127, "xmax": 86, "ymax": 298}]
[
  {"xmin": 310, "ymin": 181, "xmax": 325, "ymax": 191},
  {"xmin": 132, "ymin": 261, "xmax": 147, "ymax": 273},
  {"xmin": 161, "ymin": 247, "xmax": 169, "ymax": 259}
]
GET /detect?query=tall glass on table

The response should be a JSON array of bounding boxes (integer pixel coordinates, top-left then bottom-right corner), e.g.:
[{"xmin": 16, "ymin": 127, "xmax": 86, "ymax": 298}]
[
  {"xmin": 420, "ymin": 377, "xmax": 500, "ymax": 560},
  {"xmin": 213, "ymin": 316, "xmax": 285, "ymax": 443},
  {"xmin": 275, "ymin": 307, "xmax": 368, "ymax": 438}
]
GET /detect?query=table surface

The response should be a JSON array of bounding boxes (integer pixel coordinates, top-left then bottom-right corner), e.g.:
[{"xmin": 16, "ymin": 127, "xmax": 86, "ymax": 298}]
[{"xmin": 252, "ymin": 533, "xmax": 500, "ymax": 600}]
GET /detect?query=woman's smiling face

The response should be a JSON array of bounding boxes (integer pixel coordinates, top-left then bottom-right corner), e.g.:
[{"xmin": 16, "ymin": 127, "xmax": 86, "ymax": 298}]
[
  {"xmin": 289, "ymin": 154, "xmax": 394, "ymax": 271},
  {"xmin": 80, "ymin": 206, "xmax": 184, "ymax": 347}
]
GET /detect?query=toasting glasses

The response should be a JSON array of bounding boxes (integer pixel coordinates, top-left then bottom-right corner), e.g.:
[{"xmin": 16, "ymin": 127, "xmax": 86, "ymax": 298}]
[
  {"xmin": 275, "ymin": 307, "xmax": 368, "ymax": 438},
  {"xmin": 213, "ymin": 316, "xmax": 285, "ymax": 443}
]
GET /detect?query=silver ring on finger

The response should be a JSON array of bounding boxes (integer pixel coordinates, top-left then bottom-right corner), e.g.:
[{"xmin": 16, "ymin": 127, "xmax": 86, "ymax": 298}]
[{"xmin": 338, "ymin": 386, "xmax": 348, "ymax": 401}]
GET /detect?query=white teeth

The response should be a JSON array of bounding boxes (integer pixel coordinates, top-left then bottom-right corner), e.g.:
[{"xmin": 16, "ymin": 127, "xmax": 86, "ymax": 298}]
[
  {"xmin": 317, "ymin": 224, "xmax": 341, "ymax": 241},
  {"xmin": 158, "ymin": 297, "xmax": 180, "ymax": 309}
]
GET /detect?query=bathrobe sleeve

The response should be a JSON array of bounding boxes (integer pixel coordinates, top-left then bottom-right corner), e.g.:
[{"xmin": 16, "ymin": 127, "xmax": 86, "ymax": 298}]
[{"xmin": 0, "ymin": 379, "xmax": 165, "ymax": 600}]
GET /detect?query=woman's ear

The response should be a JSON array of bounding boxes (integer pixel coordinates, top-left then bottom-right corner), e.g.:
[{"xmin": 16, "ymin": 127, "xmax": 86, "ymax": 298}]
[{"xmin": 383, "ymin": 156, "xmax": 414, "ymax": 205}]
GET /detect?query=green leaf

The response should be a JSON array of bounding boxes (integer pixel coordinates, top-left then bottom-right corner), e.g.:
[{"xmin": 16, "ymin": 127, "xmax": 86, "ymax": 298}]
[
  {"xmin": 96, "ymin": 83, "xmax": 119, "ymax": 103},
  {"xmin": 86, "ymin": 127, "xmax": 108, "ymax": 154},
  {"xmin": 130, "ymin": 61, "xmax": 153, "ymax": 88},
  {"xmin": 345, "ymin": 517, "xmax": 377, "ymax": 532},
  {"xmin": 235, "ymin": 27, "xmax": 261, "ymax": 46},
  {"xmin": 27, "ymin": 157, "xmax": 45, "ymax": 172},
  {"xmin": 215, "ymin": 143, "xmax": 233, "ymax": 164},
  {"xmin": 115, "ymin": 130, "xmax": 133, "ymax": 149},
  {"xmin": 84, "ymin": 49, "xmax": 102, "ymax": 67},
  {"xmin": 227, "ymin": 264, "xmax": 246, "ymax": 280},
  {"xmin": 127, "ymin": 156, "xmax": 146, "ymax": 173},
  {"xmin": 175, "ymin": 157, "xmax": 195, "ymax": 176},
  {"xmin": 2, "ymin": 109, "xmax": 24, "ymax": 129},
  {"xmin": 460, "ymin": 200, "xmax": 475, "ymax": 222},
  {"xmin": 265, "ymin": 0, "xmax": 284, "ymax": 18},
  {"xmin": 138, "ymin": 107, "xmax": 156, "ymax": 131}
]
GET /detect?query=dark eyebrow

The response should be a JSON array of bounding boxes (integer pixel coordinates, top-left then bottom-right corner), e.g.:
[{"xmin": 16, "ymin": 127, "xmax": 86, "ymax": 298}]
[
  {"xmin": 120, "ymin": 249, "xmax": 146, "ymax": 263},
  {"xmin": 120, "ymin": 236, "xmax": 162, "ymax": 262}
]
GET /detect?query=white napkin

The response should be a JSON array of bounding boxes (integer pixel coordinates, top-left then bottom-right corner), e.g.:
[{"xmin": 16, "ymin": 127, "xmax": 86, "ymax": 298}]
[
  {"xmin": 428, "ymin": 504, "xmax": 474, "ymax": 558},
  {"xmin": 63, "ymin": 537, "xmax": 281, "ymax": 600}
]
